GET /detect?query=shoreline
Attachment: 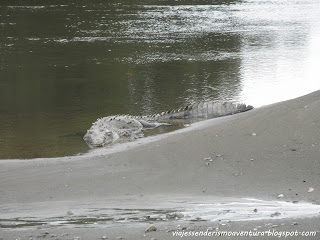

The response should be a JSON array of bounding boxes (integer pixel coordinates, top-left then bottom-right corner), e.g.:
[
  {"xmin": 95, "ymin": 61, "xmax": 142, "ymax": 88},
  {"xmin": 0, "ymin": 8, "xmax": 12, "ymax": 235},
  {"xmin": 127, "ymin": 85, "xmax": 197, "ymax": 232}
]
[
  {"xmin": 1, "ymin": 90, "xmax": 320, "ymax": 239},
  {"xmin": 0, "ymin": 90, "xmax": 316, "ymax": 162}
]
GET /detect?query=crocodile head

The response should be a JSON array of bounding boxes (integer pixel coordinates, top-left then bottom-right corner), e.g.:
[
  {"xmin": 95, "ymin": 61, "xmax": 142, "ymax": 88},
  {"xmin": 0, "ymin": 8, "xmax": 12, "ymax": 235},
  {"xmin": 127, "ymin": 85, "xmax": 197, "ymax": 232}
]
[{"xmin": 83, "ymin": 128, "xmax": 119, "ymax": 148}]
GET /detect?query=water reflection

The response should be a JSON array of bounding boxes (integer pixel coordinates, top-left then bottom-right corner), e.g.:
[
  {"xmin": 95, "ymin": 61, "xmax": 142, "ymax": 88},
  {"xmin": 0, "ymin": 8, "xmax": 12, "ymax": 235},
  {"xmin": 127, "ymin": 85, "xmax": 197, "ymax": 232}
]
[
  {"xmin": 238, "ymin": 0, "xmax": 320, "ymax": 106},
  {"xmin": 0, "ymin": 0, "xmax": 319, "ymax": 158}
]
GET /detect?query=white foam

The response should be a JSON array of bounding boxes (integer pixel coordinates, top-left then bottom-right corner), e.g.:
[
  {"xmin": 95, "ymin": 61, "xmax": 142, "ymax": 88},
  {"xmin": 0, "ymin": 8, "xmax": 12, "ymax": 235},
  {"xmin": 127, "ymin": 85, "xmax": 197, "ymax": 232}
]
[{"xmin": 0, "ymin": 196, "xmax": 319, "ymax": 230}]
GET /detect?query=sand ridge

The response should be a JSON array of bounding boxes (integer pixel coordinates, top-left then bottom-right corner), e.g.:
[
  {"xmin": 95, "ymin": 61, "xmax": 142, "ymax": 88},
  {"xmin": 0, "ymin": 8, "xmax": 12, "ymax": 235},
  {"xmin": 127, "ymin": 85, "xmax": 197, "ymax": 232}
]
[{"xmin": 1, "ymin": 90, "xmax": 320, "ymax": 239}]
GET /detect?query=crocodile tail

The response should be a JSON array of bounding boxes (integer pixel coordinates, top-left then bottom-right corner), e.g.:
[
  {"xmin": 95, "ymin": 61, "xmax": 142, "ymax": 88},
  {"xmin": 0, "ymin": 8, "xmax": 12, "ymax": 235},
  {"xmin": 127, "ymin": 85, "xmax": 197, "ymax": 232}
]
[{"xmin": 154, "ymin": 101, "xmax": 253, "ymax": 121}]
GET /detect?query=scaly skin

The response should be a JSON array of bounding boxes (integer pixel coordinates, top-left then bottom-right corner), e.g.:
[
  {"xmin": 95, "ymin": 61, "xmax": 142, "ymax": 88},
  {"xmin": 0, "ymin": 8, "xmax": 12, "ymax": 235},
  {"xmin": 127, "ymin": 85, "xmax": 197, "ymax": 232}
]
[{"xmin": 83, "ymin": 101, "xmax": 253, "ymax": 148}]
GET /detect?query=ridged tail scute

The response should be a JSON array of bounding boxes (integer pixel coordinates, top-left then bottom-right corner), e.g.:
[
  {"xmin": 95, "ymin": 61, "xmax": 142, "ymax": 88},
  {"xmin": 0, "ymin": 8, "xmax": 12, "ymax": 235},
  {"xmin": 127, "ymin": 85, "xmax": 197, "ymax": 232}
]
[{"xmin": 154, "ymin": 101, "xmax": 253, "ymax": 121}]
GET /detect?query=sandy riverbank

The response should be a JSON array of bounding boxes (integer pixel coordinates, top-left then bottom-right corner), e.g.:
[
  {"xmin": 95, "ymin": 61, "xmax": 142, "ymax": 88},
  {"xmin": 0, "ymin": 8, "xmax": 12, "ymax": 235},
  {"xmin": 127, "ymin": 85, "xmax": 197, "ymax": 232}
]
[{"xmin": 1, "ymin": 90, "xmax": 320, "ymax": 240}]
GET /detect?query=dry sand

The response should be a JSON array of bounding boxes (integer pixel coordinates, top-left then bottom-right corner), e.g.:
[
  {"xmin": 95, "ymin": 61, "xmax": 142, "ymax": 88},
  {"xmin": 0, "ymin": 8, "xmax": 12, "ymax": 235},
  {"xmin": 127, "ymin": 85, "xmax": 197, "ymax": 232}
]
[{"xmin": 1, "ymin": 90, "xmax": 320, "ymax": 239}]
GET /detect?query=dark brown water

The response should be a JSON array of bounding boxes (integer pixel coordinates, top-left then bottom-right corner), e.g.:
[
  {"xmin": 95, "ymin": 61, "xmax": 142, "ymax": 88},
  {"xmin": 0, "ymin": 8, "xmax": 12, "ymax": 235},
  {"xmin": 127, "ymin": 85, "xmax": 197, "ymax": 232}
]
[{"xmin": 0, "ymin": 0, "xmax": 319, "ymax": 159}]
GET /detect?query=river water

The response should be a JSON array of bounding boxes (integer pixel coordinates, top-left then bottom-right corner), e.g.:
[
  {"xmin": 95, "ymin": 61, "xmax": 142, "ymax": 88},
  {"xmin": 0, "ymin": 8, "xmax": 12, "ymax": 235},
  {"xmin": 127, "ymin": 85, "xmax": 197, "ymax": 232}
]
[{"xmin": 0, "ymin": 0, "xmax": 319, "ymax": 159}]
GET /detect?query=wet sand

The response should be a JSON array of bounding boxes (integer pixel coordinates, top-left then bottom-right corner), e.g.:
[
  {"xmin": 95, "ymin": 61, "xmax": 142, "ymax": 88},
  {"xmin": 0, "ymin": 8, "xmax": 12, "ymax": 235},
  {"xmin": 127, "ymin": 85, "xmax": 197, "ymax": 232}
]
[{"xmin": 1, "ymin": 90, "xmax": 320, "ymax": 239}]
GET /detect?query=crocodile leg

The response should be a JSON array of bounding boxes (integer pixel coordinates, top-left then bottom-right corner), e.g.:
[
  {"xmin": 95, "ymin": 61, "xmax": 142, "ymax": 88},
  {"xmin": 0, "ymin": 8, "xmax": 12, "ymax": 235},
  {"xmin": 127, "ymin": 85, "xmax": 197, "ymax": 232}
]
[{"xmin": 138, "ymin": 119, "xmax": 171, "ymax": 129}]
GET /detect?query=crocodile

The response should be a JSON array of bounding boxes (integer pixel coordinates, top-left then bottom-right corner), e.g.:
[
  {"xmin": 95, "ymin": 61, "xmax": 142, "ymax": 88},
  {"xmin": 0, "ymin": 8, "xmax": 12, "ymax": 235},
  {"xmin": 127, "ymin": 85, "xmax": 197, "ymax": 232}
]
[{"xmin": 83, "ymin": 101, "xmax": 253, "ymax": 148}]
